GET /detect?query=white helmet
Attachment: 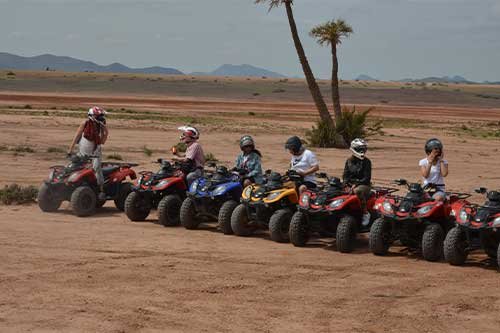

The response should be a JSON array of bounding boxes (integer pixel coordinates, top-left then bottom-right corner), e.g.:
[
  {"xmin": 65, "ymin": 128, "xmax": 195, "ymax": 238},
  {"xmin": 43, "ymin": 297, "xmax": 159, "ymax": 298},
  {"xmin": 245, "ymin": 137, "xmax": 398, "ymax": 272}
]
[
  {"xmin": 350, "ymin": 138, "xmax": 367, "ymax": 160},
  {"xmin": 88, "ymin": 106, "xmax": 106, "ymax": 118},
  {"xmin": 178, "ymin": 125, "xmax": 200, "ymax": 140}
]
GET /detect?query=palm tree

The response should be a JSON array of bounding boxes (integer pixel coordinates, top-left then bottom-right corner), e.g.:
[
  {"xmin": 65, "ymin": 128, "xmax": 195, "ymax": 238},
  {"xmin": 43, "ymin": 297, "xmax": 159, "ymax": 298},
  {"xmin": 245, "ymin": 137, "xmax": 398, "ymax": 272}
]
[
  {"xmin": 310, "ymin": 19, "xmax": 353, "ymax": 119},
  {"xmin": 255, "ymin": 0, "xmax": 333, "ymax": 128}
]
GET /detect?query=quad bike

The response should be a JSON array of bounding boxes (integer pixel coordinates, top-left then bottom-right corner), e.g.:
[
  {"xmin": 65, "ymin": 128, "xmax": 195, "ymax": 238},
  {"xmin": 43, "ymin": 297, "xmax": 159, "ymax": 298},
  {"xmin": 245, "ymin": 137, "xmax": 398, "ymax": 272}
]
[
  {"xmin": 289, "ymin": 173, "xmax": 398, "ymax": 252},
  {"xmin": 38, "ymin": 154, "xmax": 137, "ymax": 217},
  {"xmin": 230, "ymin": 170, "xmax": 303, "ymax": 243},
  {"xmin": 369, "ymin": 179, "xmax": 470, "ymax": 262},
  {"xmin": 444, "ymin": 187, "xmax": 500, "ymax": 268},
  {"xmin": 179, "ymin": 164, "xmax": 246, "ymax": 234},
  {"xmin": 124, "ymin": 159, "xmax": 188, "ymax": 226}
]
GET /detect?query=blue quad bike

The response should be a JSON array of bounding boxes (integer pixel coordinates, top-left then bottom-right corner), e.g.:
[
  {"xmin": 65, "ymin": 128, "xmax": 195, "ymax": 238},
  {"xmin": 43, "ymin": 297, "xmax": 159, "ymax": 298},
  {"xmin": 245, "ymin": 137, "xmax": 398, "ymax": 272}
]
[{"xmin": 179, "ymin": 164, "xmax": 247, "ymax": 234}]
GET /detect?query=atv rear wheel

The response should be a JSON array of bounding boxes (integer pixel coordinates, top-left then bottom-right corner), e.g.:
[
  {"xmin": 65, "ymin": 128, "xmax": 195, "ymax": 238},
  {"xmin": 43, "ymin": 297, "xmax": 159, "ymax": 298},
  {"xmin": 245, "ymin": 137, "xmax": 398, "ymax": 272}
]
[
  {"xmin": 289, "ymin": 211, "xmax": 309, "ymax": 247},
  {"xmin": 218, "ymin": 200, "xmax": 238, "ymax": 235},
  {"xmin": 269, "ymin": 209, "xmax": 292, "ymax": 243},
  {"xmin": 71, "ymin": 186, "xmax": 97, "ymax": 217},
  {"xmin": 158, "ymin": 194, "xmax": 182, "ymax": 227},
  {"xmin": 336, "ymin": 215, "xmax": 358, "ymax": 253},
  {"xmin": 180, "ymin": 197, "xmax": 200, "ymax": 230},
  {"xmin": 422, "ymin": 223, "xmax": 444, "ymax": 262},
  {"xmin": 444, "ymin": 226, "xmax": 468, "ymax": 265},
  {"xmin": 37, "ymin": 183, "xmax": 62, "ymax": 212},
  {"xmin": 369, "ymin": 218, "xmax": 392, "ymax": 255},
  {"xmin": 124, "ymin": 192, "xmax": 151, "ymax": 221},
  {"xmin": 231, "ymin": 204, "xmax": 253, "ymax": 237},
  {"xmin": 484, "ymin": 246, "xmax": 497, "ymax": 259},
  {"xmin": 114, "ymin": 183, "xmax": 132, "ymax": 211}
]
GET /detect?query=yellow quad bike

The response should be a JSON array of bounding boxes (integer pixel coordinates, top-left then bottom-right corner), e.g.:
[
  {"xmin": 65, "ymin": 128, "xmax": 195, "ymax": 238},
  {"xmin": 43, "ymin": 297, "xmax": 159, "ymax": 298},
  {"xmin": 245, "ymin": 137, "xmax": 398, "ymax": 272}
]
[{"xmin": 230, "ymin": 170, "xmax": 302, "ymax": 243}]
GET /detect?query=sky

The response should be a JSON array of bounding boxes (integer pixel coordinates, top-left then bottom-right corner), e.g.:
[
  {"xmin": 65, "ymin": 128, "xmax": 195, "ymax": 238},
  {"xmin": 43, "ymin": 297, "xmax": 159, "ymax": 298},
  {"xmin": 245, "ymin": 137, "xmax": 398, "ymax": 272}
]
[{"xmin": 1, "ymin": 0, "xmax": 499, "ymax": 81}]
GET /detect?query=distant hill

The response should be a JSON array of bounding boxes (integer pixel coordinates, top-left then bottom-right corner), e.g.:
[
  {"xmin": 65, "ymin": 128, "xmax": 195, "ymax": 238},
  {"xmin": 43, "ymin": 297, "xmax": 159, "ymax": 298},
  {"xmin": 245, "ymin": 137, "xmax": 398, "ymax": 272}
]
[
  {"xmin": 0, "ymin": 52, "xmax": 184, "ymax": 75},
  {"xmin": 191, "ymin": 64, "xmax": 286, "ymax": 78},
  {"xmin": 355, "ymin": 74, "xmax": 378, "ymax": 81},
  {"xmin": 397, "ymin": 75, "xmax": 474, "ymax": 84}
]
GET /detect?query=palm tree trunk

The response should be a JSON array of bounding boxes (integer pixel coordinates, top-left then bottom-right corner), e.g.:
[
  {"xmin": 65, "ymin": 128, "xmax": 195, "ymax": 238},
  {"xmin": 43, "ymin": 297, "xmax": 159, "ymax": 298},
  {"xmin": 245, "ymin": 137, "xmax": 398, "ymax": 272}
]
[
  {"xmin": 284, "ymin": 2, "xmax": 333, "ymax": 128},
  {"xmin": 331, "ymin": 44, "xmax": 342, "ymax": 119}
]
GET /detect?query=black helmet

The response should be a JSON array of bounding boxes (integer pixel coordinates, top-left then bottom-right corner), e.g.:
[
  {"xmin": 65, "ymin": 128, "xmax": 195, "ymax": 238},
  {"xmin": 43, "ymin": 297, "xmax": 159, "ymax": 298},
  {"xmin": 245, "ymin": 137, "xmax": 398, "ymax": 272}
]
[
  {"xmin": 240, "ymin": 135, "xmax": 255, "ymax": 149},
  {"xmin": 328, "ymin": 177, "xmax": 342, "ymax": 188},
  {"xmin": 425, "ymin": 138, "xmax": 443, "ymax": 154},
  {"xmin": 285, "ymin": 136, "xmax": 302, "ymax": 154}
]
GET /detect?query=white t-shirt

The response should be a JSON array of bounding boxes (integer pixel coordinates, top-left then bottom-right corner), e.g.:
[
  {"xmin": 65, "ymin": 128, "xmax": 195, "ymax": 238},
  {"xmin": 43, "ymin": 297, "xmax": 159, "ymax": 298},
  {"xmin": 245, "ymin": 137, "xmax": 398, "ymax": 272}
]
[
  {"xmin": 419, "ymin": 158, "xmax": 447, "ymax": 190},
  {"xmin": 291, "ymin": 149, "xmax": 319, "ymax": 183}
]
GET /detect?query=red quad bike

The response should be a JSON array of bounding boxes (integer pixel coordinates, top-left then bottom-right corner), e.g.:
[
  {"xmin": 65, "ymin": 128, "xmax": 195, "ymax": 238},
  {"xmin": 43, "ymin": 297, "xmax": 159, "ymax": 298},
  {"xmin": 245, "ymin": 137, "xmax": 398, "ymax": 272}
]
[
  {"xmin": 124, "ymin": 159, "xmax": 188, "ymax": 226},
  {"xmin": 289, "ymin": 173, "xmax": 398, "ymax": 253},
  {"xmin": 38, "ymin": 154, "xmax": 137, "ymax": 217},
  {"xmin": 444, "ymin": 187, "xmax": 500, "ymax": 268},
  {"xmin": 369, "ymin": 179, "xmax": 470, "ymax": 262}
]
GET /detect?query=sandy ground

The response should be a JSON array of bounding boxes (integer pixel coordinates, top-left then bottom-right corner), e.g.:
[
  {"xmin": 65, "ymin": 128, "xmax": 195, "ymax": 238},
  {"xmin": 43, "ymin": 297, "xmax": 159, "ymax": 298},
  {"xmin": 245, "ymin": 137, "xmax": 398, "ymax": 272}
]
[{"xmin": 1, "ymin": 85, "xmax": 500, "ymax": 332}]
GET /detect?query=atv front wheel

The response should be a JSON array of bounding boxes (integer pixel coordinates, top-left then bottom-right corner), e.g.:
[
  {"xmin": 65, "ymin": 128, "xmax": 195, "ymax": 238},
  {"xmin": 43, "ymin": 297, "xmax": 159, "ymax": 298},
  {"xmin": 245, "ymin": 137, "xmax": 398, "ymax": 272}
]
[
  {"xmin": 158, "ymin": 194, "xmax": 182, "ymax": 227},
  {"xmin": 180, "ymin": 197, "xmax": 200, "ymax": 230},
  {"xmin": 124, "ymin": 192, "xmax": 151, "ymax": 221},
  {"xmin": 289, "ymin": 211, "xmax": 310, "ymax": 247},
  {"xmin": 231, "ymin": 204, "xmax": 253, "ymax": 237},
  {"xmin": 218, "ymin": 200, "xmax": 238, "ymax": 235},
  {"xmin": 336, "ymin": 215, "xmax": 358, "ymax": 253},
  {"xmin": 71, "ymin": 186, "xmax": 97, "ymax": 217},
  {"xmin": 443, "ymin": 226, "xmax": 468, "ymax": 265},
  {"xmin": 269, "ymin": 209, "xmax": 292, "ymax": 243},
  {"xmin": 114, "ymin": 183, "xmax": 132, "ymax": 211},
  {"xmin": 422, "ymin": 223, "xmax": 444, "ymax": 262},
  {"xmin": 369, "ymin": 218, "xmax": 392, "ymax": 255},
  {"xmin": 37, "ymin": 183, "xmax": 62, "ymax": 212}
]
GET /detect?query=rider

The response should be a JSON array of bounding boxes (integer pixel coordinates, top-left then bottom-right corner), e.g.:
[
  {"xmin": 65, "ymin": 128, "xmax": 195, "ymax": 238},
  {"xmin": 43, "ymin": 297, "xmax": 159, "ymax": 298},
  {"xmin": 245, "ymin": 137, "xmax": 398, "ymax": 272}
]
[
  {"xmin": 235, "ymin": 135, "xmax": 263, "ymax": 188},
  {"xmin": 285, "ymin": 136, "xmax": 319, "ymax": 194},
  {"xmin": 68, "ymin": 106, "xmax": 109, "ymax": 200},
  {"xmin": 172, "ymin": 125, "xmax": 205, "ymax": 186},
  {"xmin": 343, "ymin": 138, "xmax": 372, "ymax": 226},
  {"xmin": 419, "ymin": 138, "xmax": 448, "ymax": 201}
]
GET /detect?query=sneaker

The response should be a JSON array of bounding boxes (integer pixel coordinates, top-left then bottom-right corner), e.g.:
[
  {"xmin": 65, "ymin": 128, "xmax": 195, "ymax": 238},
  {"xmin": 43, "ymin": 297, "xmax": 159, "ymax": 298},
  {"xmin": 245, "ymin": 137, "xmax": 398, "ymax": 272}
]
[
  {"xmin": 98, "ymin": 192, "xmax": 106, "ymax": 202},
  {"xmin": 361, "ymin": 212, "xmax": 371, "ymax": 227}
]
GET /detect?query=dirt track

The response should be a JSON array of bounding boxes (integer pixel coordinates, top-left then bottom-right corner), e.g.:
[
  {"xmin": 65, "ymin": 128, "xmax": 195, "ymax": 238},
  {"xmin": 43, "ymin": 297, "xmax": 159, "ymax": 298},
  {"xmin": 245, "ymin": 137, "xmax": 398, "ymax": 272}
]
[{"xmin": 1, "ymin": 88, "xmax": 500, "ymax": 332}]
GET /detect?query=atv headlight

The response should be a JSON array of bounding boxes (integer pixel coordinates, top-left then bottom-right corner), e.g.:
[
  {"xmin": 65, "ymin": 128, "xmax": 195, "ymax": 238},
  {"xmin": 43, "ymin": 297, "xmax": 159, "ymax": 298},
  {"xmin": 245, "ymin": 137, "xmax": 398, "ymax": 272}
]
[
  {"xmin": 300, "ymin": 194, "xmax": 310, "ymax": 207},
  {"xmin": 212, "ymin": 185, "xmax": 228, "ymax": 196},
  {"xmin": 266, "ymin": 191, "xmax": 282, "ymax": 201},
  {"xmin": 329, "ymin": 199, "xmax": 345, "ymax": 209},
  {"xmin": 382, "ymin": 201, "xmax": 393, "ymax": 214},
  {"xmin": 189, "ymin": 179, "xmax": 199, "ymax": 193},
  {"xmin": 493, "ymin": 217, "xmax": 500, "ymax": 227},
  {"xmin": 243, "ymin": 186, "xmax": 252, "ymax": 199},
  {"xmin": 458, "ymin": 209, "xmax": 469, "ymax": 222},
  {"xmin": 417, "ymin": 205, "xmax": 432, "ymax": 216}
]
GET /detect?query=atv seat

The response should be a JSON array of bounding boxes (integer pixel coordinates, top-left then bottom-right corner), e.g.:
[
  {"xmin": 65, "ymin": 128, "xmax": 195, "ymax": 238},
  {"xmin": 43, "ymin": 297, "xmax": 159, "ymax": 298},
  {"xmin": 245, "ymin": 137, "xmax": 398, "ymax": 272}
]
[{"xmin": 102, "ymin": 166, "xmax": 120, "ymax": 176}]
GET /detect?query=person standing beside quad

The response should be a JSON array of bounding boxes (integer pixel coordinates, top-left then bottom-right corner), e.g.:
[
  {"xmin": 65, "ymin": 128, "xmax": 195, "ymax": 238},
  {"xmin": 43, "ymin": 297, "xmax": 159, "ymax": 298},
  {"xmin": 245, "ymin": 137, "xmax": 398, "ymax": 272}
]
[
  {"xmin": 235, "ymin": 135, "xmax": 263, "ymax": 188},
  {"xmin": 419, "ymin": 138, "xmax": 448, "ymax": 201},
  {"xmin": 285, "ymin": 136, "xmax": 319, "ymax": 194},
  {"xmin": 343, "ymin": 138, "xmax": 372, "ymax": 226},
  {"xmin": 67, "ymin": 106, "xmax": 109, "ymax": 201},
  {"xmin": 172, "ymin": 125, "xmax": 205, "ymax": 186}
]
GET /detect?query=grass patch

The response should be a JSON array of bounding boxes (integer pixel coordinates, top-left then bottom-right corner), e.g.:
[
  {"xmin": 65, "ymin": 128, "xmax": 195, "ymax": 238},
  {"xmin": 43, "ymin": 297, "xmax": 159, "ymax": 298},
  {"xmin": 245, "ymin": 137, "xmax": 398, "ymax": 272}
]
[
  {"xmin": 204, "ymin": 152, "xmax": 218, "ymax": 162},
  {"xmin": 248, "ymin": 111, "xmax": 256, "ymax": 116},
  {"xmin": 0, "ymin": 184, "xmax": 38, "ymax": 205},
  {"xmin": 0, "ymin": 145, "xmax": 8, "ymax": 151},
  {"xmin": 107, "ymin": 153, "xmax": 123, "ymax": 161},
  {"xmin": 47, "ymin": 147, "xmax": 65, "ymax": 153},
  {"xmin": 12, "ymin": 145, "xmax": 35, "ymax": 153},
  {"xmin": 24, "ymin": 104, "xmax": 32, "ymax": 109},
  {"xmin": 6, "ymin": 71, "xmax": 15, "ymax": 76},
  {"xmin": 142, "ymin": 145, "xmax": 153, "ymax": 157}
]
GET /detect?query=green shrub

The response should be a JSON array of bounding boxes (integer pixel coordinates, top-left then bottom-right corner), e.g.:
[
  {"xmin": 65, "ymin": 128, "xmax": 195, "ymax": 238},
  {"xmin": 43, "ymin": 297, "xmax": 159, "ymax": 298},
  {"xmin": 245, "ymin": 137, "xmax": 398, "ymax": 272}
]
[
  {"xmin": 24, "ymin": 104, "xmax": 32, "ymax": 109},
  {"xmin": 0, "ymin": 184, "xmax": 38, "ymax": 205},
  {"xmin": 142, "ymin": 145, "xmax": 153, "ymax": 157},
  {"xmin": 6, "ymin": 71, "xmax": 15, "ymax": 76},
  {"xmin": 107, "ymin": 153, "xmax": 123, "ymax": 160},
  {"xmin": 306, "ymin": 106, "xmax": 384, "ymax": 148},
  {"xmin": 248, "ymin": 111, "xmax": 256, "ymax": 116},
  {"xmin": 47, "ymin": 147, "xmax": 64, "ymax": 153},
  {"xmin": 12, "ymin": 145, "xmax": 35, "ymax": 153},
  {"xmin": 204, "ymin": 152, "xmax": 218, "ymax": 162}
]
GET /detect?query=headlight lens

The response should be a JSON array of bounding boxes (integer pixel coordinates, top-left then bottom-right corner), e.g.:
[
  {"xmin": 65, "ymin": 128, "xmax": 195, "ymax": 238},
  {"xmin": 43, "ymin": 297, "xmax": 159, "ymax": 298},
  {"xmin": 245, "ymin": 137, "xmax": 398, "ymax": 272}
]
[
  {"xmin": 266, "ymin": 191, "xmax": 282, "ymax": 201},
  {"xmin": 493, "ymin": 217, "xmax": 500, "ymax": 227},
  {"xmin": 329, "ymin": 199, "xmax": 345, "ymax": 209},
  {"xmin": 189, "ymin": 179, "xmax": 199, "ymax": 192},
  {"xmin": 459, "ymin": 209, "xmax": 469, "ymax": 222},
  {"xmin": 382, "ymin": 201, "xmax": 393, "ymax": 213},
  {"xmin": 212, "ymin": 185, "xmax": 227, "ymax": 196},
  {"xmin": 417, "ymin": 205, "xmax": 432, "ymax": 216},
  {"xmin": 300, "ymin": 194, "xmax": 310, "ymax": 207},
  {"xmin": 243, "ymin": 186, "xmax": 252, "ymax": 199}
]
